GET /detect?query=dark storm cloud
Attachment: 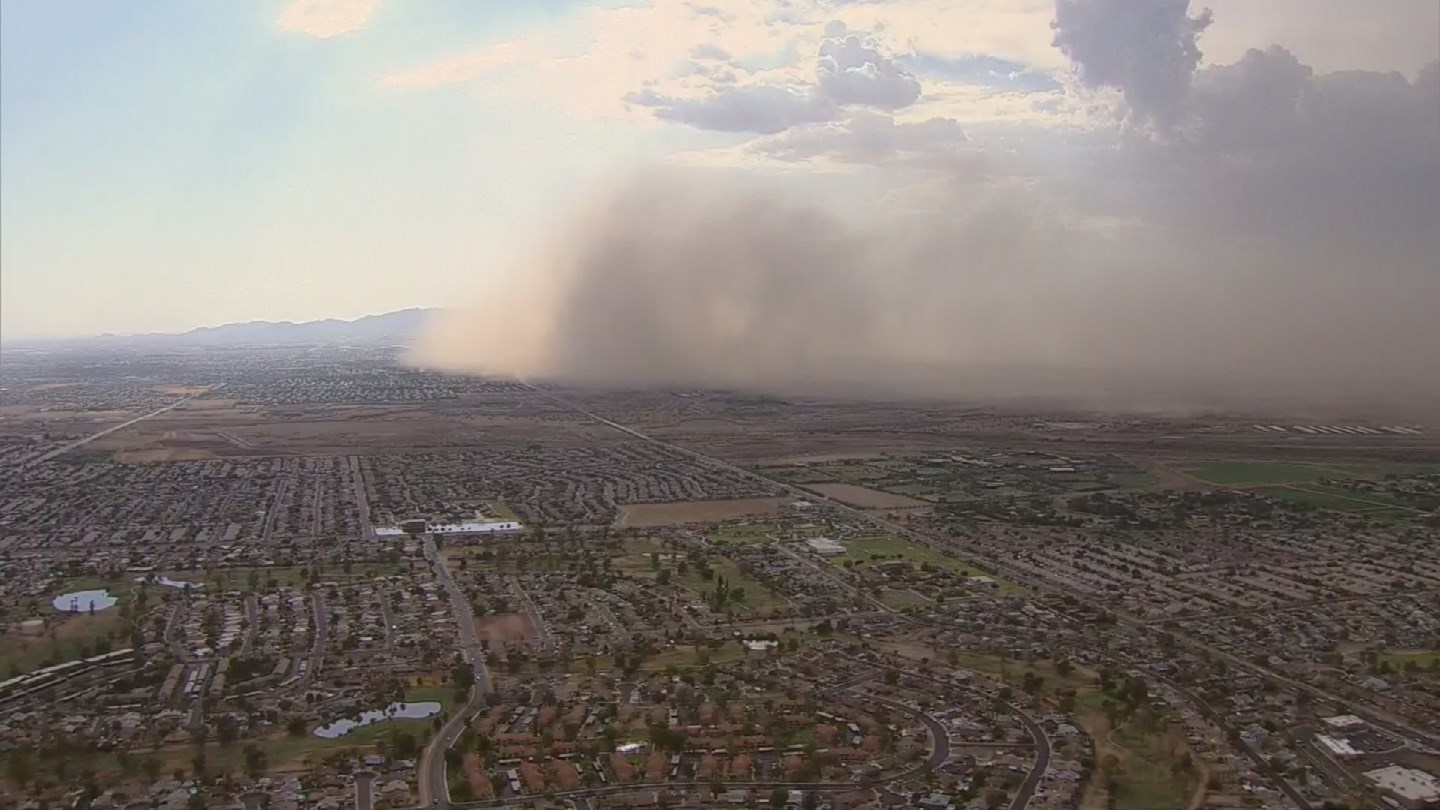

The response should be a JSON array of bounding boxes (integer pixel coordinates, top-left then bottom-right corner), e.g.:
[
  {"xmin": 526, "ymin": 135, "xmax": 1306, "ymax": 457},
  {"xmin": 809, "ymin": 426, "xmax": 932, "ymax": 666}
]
[{"xmin": 1052, "ymin": 0, "xmax": 1213, "ymax": 129}]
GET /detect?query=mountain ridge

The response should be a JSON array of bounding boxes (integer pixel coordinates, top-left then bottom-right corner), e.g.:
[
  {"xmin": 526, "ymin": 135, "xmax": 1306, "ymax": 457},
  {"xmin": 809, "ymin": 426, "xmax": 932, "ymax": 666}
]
[{"xmin": 55, "ymin": 308, "xmax": 437, "ymax": 347}]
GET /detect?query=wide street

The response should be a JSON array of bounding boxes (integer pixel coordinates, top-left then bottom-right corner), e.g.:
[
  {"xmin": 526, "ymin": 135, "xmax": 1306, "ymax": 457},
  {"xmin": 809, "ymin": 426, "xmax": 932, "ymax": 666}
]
[{"xmin": 419, "ymin": 535, "xmax": 491, "ymax": 808}]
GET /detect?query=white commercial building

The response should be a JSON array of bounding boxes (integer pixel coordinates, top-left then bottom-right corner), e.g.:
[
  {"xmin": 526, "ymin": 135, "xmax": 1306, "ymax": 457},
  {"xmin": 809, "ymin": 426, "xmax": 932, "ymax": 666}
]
[
  {"xmin": 1364, "ymin": 765, "xmax": 1440, "ymax": 809},
  {"xmin": 1321, "ymin": 714, "xmax": 1366, "ymax": 732},
  {"xmin": 806, "ymin": 537, "xmax": 846, "ymax": 556},
  {"xmin": 375, "ymin": 521, "xmax": 522, "ymax": 536},
  {"xmin": 1315, "ymin": 735, "xmax": 1360, "ymax": 759}
]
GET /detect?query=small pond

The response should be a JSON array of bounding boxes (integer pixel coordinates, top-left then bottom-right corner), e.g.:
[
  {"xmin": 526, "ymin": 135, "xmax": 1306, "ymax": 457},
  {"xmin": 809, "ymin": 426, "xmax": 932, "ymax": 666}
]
[
  {"xmin": 52, "ymin": 589, "xmax": 118, "ymax": 612},
  {"xmin": 313, "ymin": 701, "xmax": 442, "ymax": 739}
]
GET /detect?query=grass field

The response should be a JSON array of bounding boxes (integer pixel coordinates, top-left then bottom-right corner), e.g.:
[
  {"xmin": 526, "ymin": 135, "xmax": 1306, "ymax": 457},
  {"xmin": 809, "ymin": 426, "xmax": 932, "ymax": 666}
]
[
  {"xmin": 676, "ymin": 555, "xmax": 787, "ymax": 612},
  {"xmin": 1380, "ymin": 649, "xmax": 1440, "ymax": 669},
  {"xmin": 1183, "ymin": 461, "xmax": 1346, "ymax": 485},
  {"xmin": 830, "ymin": 536, "xmax": 1028, "ymax": 595},
  {"xmin": 1105, "ymin": 725, "xmax": 1193, "ymax": 810},
  {"xmin": 1105, "ymin": 472, "xmax": 1156, "ymax": 489},
  {"xmin": 1255, "ymin": 485, "xmax": 1413, "ymax": 516},
  {"xmin": 0, "ymin": 576, "xmax": 139, "ymax": 676}
]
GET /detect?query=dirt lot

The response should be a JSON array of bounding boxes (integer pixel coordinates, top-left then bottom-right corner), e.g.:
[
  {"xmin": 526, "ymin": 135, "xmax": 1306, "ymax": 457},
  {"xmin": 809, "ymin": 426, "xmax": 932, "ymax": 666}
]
[
  {"xmin": 475, "ymin": 613, "xmax": 536, "ymax": 643},
  {"xmin": 462, "ymin": 752, "xmax": 493, "ymax": 797},
  {"xmin": 803, "ymin": 483, "xmax": 927, "ymax": 508},
  {"xmin": 114, "ymin": 448, "xmax": 220, "ymax": 462},
  {"xmin": 618, "ymin": 497, "xmax": 788, "ymax": 527}
]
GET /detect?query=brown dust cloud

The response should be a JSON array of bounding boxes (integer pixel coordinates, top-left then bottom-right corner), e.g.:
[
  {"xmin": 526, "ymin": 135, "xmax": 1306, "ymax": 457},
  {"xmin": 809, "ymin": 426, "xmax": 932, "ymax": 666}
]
[{"xmin": 410, "ymin": 167, "xmax": 1440, "ymax": 419}]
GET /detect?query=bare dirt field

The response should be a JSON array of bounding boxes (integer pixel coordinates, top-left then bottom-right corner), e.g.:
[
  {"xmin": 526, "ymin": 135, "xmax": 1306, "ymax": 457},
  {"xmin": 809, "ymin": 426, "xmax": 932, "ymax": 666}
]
[
  {"xmin": 179, "ymin": 399, "xmax": 241, "ymax": 411},
  {"xmin": 463, "ymin": 752, "xmax": 493, "ymax": 797},
  {"xmin": 153, "ymin": 385, "xmax": 213, "ymax": 395},
  {"xmin": 475, "ymin": 612, "xmax": 536, "ymax": 643},
  {"xmin": 803, "ymin": 483, "xmax": 927, "ymax": 508},
  {"xmin": 114, "ymin": 448, "xmax": 219, "ymax": 463},
  {"xmin": 618, "ymin": 497, "xmax": 788, "ymax": 527}
]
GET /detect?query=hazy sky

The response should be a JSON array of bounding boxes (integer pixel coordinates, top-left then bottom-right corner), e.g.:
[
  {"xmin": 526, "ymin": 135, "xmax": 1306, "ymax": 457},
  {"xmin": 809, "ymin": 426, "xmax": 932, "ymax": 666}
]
[{"xmin": 1, "ymin": 0, "xmax": 1436, "ymax": 340}]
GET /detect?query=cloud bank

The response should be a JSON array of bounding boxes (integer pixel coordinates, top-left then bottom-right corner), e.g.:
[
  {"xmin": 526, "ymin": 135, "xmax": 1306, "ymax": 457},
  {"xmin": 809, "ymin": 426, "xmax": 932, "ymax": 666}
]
[{"xmin": 412, "ymin": 1, "xmax": 1439, "ymax": 416}]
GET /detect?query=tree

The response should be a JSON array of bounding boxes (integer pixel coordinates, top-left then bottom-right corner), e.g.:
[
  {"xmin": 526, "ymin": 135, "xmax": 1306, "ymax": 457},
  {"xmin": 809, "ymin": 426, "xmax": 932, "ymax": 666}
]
[
  {"xmin": 216, "ymin": 714, "xmax": 240, "ymax": 745},
  {"xmin": 390, "ymin": 730, "xmax": 420, "ymax": 759},
  {"xmin": 287, "ymin": 716, "xmax": 307, "ymax": 737},
  {"xmin": 6, "ymin": 746, "xmax": 35, "ymax": 788},
  {"xmin": 770, "ymin": 788, "xmax": 788, "ymax": 807},
  {"xmin": 243, "ymin": 743, "xmax": 267, "ymax": 777},
  {"xmin": 191, "ymin": 749, "xmax": 207, "ymax": 780}
]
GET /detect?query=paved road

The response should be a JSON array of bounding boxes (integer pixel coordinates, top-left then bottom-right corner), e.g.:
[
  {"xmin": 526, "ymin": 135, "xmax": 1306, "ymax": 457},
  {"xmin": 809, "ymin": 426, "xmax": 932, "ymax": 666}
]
[
  {"xmin": 240, "ymin": 595, "xmax": 259, "ymax": 657},
  {"xmin": 1165, "ymin": 679, "xmax": 1313, "ymax": 810},
  {"xmin": 260, "ymin": 479, "xmax": 289, "ymax": 545},
  {"xmin": 509, "ymin": 577, "xmax": 553, "ymax": 651},
  {"xmin": 349, "ymin": 455, "xmax": 375, "ymax": 541},
  {"xmin": 22, "ymin": 394, "xmax": 200, "ymax": 468},
  {"xmin": 308, "ymin": 590, "xmax": 328, "ymax": 683},
  {"xmin": 419, "ymin": 535, "xmax": 491, "ymax": 809}
]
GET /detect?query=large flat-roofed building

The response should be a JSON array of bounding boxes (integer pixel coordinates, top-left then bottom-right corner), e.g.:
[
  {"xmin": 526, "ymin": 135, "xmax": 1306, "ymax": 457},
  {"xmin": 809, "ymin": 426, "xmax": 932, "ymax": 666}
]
[
  {"xmin": 1321, "ymin": 714, "xmax": 1366, "ymax": 732},
  {"xmin": 806, "ymin": 537, "xmax": 846, "ymax": 556},
  {"xmin": 1364, "ymin": 765, "xmax": 1440, "ymax": 809},
  {"xmin": 1315, "ymin": 735, "xmax": 1360, "ymax": 759},
  {"xmin": 375, "ymin": 520, "xmax": 523, "ymax": 536}
]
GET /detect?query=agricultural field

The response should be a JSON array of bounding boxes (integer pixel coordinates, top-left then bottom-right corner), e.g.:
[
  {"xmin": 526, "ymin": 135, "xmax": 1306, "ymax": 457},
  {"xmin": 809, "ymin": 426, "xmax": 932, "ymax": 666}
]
[{"xmin": 1182, "ymin": 461, "xmax": 1355, "ymax": 486}]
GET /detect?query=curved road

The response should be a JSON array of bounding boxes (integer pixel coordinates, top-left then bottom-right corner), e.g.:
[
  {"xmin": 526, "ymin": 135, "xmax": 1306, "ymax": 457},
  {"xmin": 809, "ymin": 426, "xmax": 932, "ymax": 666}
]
[{"xmin": 419, "ymin": 535, "xmax": 491, "ymax": 808}]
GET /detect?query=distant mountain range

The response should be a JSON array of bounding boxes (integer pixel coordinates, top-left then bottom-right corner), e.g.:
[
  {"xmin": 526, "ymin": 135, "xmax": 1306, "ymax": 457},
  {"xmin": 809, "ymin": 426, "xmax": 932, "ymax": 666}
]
[{"xmin": 87, "ymin": 308, "xmax": 437, "ymax": 347}]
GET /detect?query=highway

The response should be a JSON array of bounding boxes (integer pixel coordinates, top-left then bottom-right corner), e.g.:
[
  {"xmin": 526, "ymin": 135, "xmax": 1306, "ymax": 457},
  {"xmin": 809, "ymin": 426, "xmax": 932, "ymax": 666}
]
[{"xmin": 418, "ymin": 534, "xmax": 491, "ymax": 808}]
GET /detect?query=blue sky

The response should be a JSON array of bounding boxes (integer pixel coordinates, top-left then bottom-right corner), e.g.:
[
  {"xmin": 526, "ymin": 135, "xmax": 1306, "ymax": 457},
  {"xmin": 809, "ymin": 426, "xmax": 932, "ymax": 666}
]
[
  {"xmin": 1, "ymin": 0, "xmax": 672, "ymax": 338},
  {"xmin": 2, "ymin": 0, "xmax": 1435, "ymax": 340}
]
